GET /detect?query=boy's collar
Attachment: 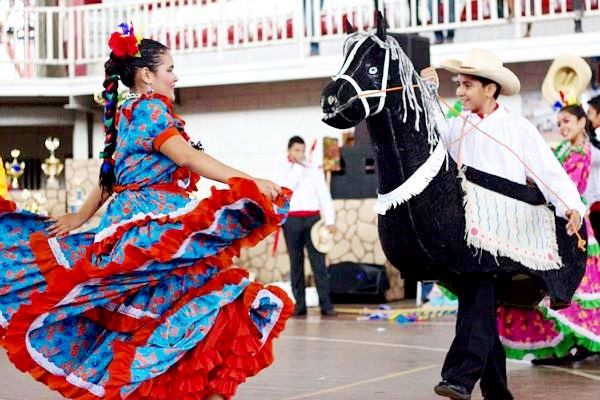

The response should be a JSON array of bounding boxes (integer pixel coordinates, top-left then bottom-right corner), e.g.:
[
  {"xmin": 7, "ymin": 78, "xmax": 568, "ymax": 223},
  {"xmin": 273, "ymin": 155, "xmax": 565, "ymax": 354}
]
[{"xmin": 473, "ymin": 103, "xmax": 500, "ymax": 119}]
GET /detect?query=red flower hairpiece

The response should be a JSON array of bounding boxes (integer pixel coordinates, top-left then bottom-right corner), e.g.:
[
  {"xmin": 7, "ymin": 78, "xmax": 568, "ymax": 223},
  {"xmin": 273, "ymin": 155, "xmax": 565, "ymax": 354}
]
[{"xmin": 108, "ymin": 22, "xmax": 142, "ymax": 59}]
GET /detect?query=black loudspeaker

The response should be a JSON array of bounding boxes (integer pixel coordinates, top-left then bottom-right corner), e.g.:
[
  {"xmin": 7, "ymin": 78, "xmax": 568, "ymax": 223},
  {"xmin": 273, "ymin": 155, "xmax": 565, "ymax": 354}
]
[
  {"xmin": 329, "ymin": 262, "xmax": 390, "ymax": 303},
  {"xmin": 389, "ymin": 33, "xmax": 431, "ymax": 72},
  {"xmin": 330, "ymin": 33, "xmax": 430, "ymax": 199},
  {"xmin": 330, "ymin": 143, "xmax": 378, "ymax": 199}
]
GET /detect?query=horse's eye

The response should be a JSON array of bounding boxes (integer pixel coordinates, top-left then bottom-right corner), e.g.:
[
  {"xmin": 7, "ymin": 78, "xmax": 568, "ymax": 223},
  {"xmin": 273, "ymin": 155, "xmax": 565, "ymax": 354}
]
[{"xmin": 368, "ymin": 66, "xmax": 378, "ymax": 75}]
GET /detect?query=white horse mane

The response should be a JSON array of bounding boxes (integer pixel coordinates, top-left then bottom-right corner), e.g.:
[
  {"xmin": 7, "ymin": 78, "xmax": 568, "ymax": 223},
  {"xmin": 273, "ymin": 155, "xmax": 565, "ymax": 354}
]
[{"xmin": 342, "ymin": 30, "xmax": 442, "ymax": 152}]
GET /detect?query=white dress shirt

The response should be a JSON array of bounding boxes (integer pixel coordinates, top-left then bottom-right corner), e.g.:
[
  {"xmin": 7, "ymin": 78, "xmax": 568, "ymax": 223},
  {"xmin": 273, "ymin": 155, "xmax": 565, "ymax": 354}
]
[
  {"xmin": 275, "ymin": 158, "xmax": 336, "ymax": 225},
  {"xmin": 435, "ymin": 105, "xmax": 586, "ymax": 220}
]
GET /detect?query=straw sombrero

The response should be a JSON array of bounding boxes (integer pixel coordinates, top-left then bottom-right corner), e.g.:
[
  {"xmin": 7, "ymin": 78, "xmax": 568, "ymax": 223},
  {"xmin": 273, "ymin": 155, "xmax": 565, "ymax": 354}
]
[
  {"xmin": 310, "ymin": 220, "xmax": 335, "ymax": 254},
  {"xmin": 541, "ymin": 54, "xmax": 592, "ymax": 106},
  {"xmin": 440, "ymin": 49, "xmax": 521, "ymax": 96}
]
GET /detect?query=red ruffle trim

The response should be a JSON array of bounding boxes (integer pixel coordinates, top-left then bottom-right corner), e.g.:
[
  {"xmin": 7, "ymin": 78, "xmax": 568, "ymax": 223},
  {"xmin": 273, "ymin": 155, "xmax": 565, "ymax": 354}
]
[
  {"xmin": 1, "ymin": 177, "xmax": 291, "ymax": 400},
  {"xmin": 153, "ymin": 126, "xmax": 182, "ymax": 151},
  {"xmin": 0, "ymin": 196, "xmax": 17, "ymax": 212},
  {"xmin": 92, "ymin": 177, "xmax": 282, "ymax": 258},
  {"xmin": 105, "ymin": 273, "xmax": 293, "ymax": 400}
]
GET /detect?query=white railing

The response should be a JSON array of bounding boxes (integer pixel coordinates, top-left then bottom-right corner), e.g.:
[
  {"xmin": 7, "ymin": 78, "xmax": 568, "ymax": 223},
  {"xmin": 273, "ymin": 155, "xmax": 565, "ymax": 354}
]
[{"xmin": 1, "ymin": 0, "xmax": 599, "ymax": 79}]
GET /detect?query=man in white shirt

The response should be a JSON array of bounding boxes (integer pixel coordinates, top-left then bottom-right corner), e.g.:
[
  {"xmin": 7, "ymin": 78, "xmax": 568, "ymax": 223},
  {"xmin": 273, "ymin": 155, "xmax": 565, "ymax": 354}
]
[
  {"xmin": 276, "ymin": 136, "xmax": 337, "ymax": 316},
  {"xmin": 421, "ymin": 49, "xmax": 585, "ymax": 400}
]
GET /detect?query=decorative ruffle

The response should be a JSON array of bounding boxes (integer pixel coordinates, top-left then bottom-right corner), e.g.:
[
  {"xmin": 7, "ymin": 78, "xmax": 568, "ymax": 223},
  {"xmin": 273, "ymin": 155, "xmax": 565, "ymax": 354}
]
[
  {"xmin": 569, "ymin": 251, "xmax": 600, "ymax": 309},
  {"xmin": 0, "ymin": 197, "xmax": 17, "ymax": 213},
  {"xmin": 500, "ymin": 298, "xmax": 600, "ymax": 360},
  {"xmin": 571, "ymin": 294, "xmax": 600, "ymax": 309},
  {"xmin": 539, "ymin": 302, "xmax": 600, "ymax": 354},
  {"xmin": 502, "ymin": 333, "xmax": 575, "ymax": 361},
  {"xmin": 105, "ymin": 278, "xmax": 293, "ymax": 400},
  {"xmin": 1, "ymin": 177, "xmax": 291, "ymax": 400}
]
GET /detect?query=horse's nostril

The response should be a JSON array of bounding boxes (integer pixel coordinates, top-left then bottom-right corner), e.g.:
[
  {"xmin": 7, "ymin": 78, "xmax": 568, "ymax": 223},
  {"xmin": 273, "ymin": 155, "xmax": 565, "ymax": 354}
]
[{"xmin": 327, "ymin": 96, "xmax": 337, "ymax": 106}]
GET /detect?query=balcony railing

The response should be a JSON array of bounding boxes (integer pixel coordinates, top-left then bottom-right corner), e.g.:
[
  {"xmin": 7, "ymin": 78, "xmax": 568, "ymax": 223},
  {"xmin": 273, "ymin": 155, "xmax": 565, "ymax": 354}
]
[{"xmin": 1, "ymin": 0, "xmax": 599, "ymax": 79}]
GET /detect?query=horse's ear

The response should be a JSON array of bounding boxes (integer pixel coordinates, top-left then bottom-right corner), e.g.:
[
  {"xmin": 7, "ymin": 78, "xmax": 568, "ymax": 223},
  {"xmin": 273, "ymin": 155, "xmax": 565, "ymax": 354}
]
[
  {"xmin": 344, "ymin": 17, "xmax": 357, "ymax": 34},
  {"xmin": 375, "ymin": 10, "xmax": 387, "ymax": 40}
]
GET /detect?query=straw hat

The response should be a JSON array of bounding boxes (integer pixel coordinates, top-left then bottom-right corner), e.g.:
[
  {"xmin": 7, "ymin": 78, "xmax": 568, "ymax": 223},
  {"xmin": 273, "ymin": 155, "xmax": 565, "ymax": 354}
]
[
  {"xmin": 440, "ymin": 49, "xmax": 521, "ymax": 96},
  {"xmin": 541, "ymin": 53, "xmax": 592, "ymax": 106},
  {"xmin": 310, "ymin": 220, "xmax": 335, "ymax": 254}
]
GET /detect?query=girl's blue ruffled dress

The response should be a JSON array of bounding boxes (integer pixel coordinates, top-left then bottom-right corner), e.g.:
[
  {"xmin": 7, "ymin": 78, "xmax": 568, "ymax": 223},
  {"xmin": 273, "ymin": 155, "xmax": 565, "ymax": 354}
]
[{"xmin": 0, "ymin": 94, "xmax": 293, "ymax": 400}]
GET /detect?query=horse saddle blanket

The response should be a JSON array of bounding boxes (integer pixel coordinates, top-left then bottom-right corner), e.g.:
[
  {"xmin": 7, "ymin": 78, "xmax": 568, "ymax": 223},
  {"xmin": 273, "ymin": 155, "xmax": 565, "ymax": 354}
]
[{"xmin": 461, "ymin": 167, "xmax": 562, "ymax": 272}]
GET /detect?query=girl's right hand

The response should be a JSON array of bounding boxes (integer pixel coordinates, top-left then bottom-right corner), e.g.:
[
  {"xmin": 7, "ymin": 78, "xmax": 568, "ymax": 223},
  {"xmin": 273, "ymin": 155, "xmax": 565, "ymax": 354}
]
[
  {"xmin": 254, "ymin": 178, "xmax": 282, "ymax": 201},
  {"xmin": 47, "ymin": 213, "xmax": 85, "ymax": 237}
]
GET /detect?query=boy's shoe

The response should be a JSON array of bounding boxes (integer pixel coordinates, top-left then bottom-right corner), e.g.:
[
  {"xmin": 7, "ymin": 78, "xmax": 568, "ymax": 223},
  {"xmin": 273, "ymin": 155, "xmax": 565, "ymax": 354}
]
[
  {"xmin": 292, "ymin": 307, "xmax": 307, "ymax": 316},
  {"xmin": 434, "ymin": 380, "xmax": 471, "ymax": 400}
]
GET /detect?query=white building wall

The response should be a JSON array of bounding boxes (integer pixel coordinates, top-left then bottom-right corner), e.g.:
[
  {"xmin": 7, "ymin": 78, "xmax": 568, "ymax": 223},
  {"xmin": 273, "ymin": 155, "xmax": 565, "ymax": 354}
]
[
  {"xmin": 177, "ymin": 79, "xmax": 345, "ymax": 195},
  {"xmin": 181, "ymin": 106, "xmax": 342, "ymax": 193}
]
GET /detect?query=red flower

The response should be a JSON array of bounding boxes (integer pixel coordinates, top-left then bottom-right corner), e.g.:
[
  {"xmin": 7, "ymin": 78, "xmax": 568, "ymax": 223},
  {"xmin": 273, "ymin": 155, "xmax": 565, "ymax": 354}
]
[{"xmin": 108, "ymin": 24, "xmax": 140, "ymax": 59}]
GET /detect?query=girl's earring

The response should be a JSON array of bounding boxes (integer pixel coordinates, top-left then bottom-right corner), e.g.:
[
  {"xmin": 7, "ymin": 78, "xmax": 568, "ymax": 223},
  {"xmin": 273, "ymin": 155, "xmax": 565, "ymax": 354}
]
[{"xmin": 147, "ymin": 83, "xmax": 154, "ymax": 95}]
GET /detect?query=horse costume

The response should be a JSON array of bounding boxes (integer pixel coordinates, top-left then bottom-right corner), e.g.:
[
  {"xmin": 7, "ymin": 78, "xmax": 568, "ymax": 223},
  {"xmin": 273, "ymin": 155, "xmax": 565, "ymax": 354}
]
[{"xmin": 320, "ymin": 17, "xmax": 587, "ymax": 309}]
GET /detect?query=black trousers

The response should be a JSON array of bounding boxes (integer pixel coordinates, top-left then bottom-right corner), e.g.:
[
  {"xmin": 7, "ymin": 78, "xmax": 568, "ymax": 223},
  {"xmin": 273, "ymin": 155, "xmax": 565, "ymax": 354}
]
[
  {"xmin": 282, "ymin": 215, "xmax": 333, "ymax": 312},
  {"xmin": 441, "ymin": 274, "xmax": 513, "ymax": 399}
]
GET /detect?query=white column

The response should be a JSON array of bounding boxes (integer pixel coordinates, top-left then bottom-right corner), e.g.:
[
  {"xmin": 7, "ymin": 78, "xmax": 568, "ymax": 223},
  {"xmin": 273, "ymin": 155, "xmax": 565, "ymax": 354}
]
[
  {"xmin": 92, "ymin": 115, "xmax": 104, "ymax": 159},
  {"xmin": 72, "ymin": 111, "xmax": 88, "ymax": 159}
]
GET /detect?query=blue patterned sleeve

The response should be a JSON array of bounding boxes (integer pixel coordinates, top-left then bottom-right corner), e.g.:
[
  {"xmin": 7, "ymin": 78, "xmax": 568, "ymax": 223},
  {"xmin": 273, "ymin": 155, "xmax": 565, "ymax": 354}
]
[{"xmin": 133, "ymin": 97, "xmax": 184, "ymax": 152}]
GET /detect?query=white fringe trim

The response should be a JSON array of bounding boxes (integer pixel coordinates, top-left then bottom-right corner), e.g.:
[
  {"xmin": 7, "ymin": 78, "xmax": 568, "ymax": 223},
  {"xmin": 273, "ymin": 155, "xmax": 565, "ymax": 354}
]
[
  {"xmin": 48, "ymin": 237, "xmax": 71, "ymax": 270},
  {"xmin": 66, "ymin": 373, "xmax": 105, "ymax": 397},
  {"xmin": 461, "ymin": 172, "xmax": 563, "ymax": 271},
  {"xmin": 26, "ymin": 313, "xmax": 67, "ymax": 375},
  {"xmin": 373, "ymin": 141, "xmax": 447, "ymax": 215}
]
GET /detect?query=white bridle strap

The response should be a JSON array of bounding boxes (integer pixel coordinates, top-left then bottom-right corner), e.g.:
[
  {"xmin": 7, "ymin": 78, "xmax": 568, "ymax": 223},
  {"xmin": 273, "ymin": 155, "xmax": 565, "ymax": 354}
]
[
  {"xmin": 334, "ymin": 36, "xmax": 368, "ymax": 78},
  {"xmin": 332, "ymin": 38, "xmax": 391, "ymax": 118},
  {"xmin": 373, "ymin": 47, "xmax": 390, "ymax": 115},
  {"xmin": 335, "ymin": 74, "xmax": 371, "ymax": 117}
]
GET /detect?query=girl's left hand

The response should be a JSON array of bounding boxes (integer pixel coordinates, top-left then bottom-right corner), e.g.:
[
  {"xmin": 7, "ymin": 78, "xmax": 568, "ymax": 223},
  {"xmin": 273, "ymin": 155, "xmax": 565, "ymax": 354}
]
[{"xmin": 47, "ymin": 213, "xmax": 85, "ymax": 237}]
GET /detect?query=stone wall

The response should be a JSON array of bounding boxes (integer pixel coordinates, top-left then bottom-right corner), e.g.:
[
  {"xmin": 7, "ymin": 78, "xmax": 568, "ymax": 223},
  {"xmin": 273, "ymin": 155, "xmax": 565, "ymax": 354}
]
[
  {"xmin": 65, "ymin": 159, "xmax": 106, "ymax": 230},
  {"xmin": 10, "ymin": 188, "xmax": 66, "ymax": 217},
  {"xmin": 236, "ymin": 198, "xmax": 405, "ymax": 301},
  {"xmin": 11, "ymin": 159, "xmax": 404, "ymax": 300},
  {"xmin": 10, "ymin": 159, "xmax": 105, "ymax": 230}
]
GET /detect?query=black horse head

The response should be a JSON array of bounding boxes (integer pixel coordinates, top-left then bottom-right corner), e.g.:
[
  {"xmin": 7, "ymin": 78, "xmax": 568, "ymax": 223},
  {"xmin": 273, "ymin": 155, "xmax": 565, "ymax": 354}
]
[{"xmin": 321, "ymin": 12, "xmax": 398, "ymax": 129}]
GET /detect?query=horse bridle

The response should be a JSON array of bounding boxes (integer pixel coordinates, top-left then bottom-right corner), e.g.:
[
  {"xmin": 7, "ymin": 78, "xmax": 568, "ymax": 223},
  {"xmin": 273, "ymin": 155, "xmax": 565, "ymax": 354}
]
[{"xmin": 331, "ymin": 35, "xmax": 391, "ymax": 118}]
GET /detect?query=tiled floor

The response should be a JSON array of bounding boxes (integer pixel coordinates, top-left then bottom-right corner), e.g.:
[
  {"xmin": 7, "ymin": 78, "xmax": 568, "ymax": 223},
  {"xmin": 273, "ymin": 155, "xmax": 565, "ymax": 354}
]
[{"xmin": 1, "ymin": 312, "xmax": 599, "ymax": 399}]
